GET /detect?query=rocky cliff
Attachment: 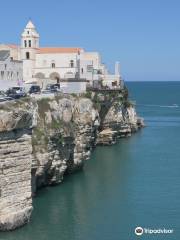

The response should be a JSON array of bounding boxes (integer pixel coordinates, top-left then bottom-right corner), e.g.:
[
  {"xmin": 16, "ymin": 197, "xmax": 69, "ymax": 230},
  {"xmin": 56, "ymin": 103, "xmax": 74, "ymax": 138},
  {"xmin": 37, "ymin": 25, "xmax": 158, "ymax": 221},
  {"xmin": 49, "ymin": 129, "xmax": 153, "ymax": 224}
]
[
  {"xmin": 0, "ymin": 89, "xmax": 144, "ymax": 231},
  {"xmin": 0, "ymin": 107, "xmax": 33, "ymax": 231}
]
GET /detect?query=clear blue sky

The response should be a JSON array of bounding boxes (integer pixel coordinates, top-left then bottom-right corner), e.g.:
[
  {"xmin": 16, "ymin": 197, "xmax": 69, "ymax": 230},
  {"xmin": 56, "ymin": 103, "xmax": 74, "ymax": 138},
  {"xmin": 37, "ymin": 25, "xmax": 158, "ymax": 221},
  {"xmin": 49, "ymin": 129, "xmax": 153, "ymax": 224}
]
[{"xmin": 0, "ymin": 0, "xmax": 180, "ymax": 81}]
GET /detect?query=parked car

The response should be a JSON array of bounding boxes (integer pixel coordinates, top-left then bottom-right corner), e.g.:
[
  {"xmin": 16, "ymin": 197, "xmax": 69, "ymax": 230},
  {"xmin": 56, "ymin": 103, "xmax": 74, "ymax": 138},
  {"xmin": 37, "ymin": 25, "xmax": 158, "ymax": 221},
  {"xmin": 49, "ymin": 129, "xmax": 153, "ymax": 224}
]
[
  {"xmin": 53, "ymin": 83, "xmax": 60, "ymax": 89},
  {"xmin": 29, "ymin": 85, "xmax": 41, "ymax": 94},
  {"xmin": 6, "ymin": 87, "xmax": 26, "ymax": 99},
  {"xmin": 45, "ymin": 84, "xmax": 60, "ymax": 92},
  {"xmin": 0, "ymin": 91, "xmax": 14, "ymax": 102}
]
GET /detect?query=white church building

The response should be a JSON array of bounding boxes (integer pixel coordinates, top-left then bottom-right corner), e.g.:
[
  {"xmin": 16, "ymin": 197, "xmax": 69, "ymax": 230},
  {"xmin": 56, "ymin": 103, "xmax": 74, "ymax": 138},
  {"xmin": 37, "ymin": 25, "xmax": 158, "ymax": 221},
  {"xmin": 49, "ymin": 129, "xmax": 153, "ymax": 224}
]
[{"xmin": 0, "ymin": 20, "xmax": 122, "ymax": 92}]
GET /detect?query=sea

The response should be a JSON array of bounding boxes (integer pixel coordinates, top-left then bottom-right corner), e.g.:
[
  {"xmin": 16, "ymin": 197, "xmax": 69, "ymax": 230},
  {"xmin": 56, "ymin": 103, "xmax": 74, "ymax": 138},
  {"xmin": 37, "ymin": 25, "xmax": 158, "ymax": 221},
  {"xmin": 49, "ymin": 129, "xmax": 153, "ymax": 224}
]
[{"xmin": 1, "ymin": 81, "xmax": 180, "ymax": 240}]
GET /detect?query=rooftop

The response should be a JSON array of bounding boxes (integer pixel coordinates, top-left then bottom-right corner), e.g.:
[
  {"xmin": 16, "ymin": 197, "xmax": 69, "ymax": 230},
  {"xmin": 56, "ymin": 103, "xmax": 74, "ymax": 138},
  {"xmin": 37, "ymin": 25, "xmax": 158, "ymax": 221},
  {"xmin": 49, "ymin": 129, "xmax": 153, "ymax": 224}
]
[
  {"xmin": 37, "ymin": 47, "xmax": 83, "ymax": 54},
  {"xmin": 0, "ymin": 50, "xmax": 10, "ymax": 61},
  {"xmin": 7, "ymin": 44, "xmax": 19, "ymax": 49}
]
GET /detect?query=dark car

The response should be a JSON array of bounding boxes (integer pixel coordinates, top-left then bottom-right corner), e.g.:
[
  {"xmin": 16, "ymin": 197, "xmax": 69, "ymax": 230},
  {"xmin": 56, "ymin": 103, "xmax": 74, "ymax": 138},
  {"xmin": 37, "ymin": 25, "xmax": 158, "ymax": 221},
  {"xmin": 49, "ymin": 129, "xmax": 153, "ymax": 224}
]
[
  {"xmin": 6, "ymin": 87, "xmax": 26, "ymax": 99},
  {"xmin": 29, "ymin": 85, "xmax": 41, "ymax": 94},
  {"xmin": 46, "ymin": 84, "xmax": 60, "ymax": 92}
]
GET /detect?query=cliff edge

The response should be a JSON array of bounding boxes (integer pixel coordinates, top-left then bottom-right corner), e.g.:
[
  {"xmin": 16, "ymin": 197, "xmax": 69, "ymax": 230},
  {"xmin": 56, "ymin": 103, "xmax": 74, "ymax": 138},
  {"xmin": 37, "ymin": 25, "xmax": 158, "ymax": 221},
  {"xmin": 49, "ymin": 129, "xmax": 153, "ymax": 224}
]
[{"xmin": 0, "ymin": 88, "xmax": 144, "ymax": 231}]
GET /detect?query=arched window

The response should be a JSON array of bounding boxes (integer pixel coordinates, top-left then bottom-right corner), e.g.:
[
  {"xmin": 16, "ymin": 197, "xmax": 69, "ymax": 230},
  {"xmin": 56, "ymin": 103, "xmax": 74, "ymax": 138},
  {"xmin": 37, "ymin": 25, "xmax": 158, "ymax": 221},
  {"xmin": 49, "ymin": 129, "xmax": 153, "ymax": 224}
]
[
  {"xmin": 51, "ymin": 62, "xmax": 55, "ymax": 68},
  {"xmin": 29, "ymin": 40, "xmax": 31, "ymax": 47},
  {"xmin": 70, "ymin": 60, "xmax": 74, "ymax": 68},
  {"xmin": 26, "ymin": 52, "xmax": 30, "ymax": 59},
  {"xmin": 24, "ymin": 40, "xmax": 27, "ymax": 48}
]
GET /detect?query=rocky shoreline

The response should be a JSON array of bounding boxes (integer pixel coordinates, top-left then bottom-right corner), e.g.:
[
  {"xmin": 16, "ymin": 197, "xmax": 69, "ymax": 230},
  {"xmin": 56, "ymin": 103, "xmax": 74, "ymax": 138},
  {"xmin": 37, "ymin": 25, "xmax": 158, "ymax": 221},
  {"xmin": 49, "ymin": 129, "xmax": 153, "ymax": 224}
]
[{"xmin": 0, "ymin": 89, "xmax": 144, "ymax": 231}]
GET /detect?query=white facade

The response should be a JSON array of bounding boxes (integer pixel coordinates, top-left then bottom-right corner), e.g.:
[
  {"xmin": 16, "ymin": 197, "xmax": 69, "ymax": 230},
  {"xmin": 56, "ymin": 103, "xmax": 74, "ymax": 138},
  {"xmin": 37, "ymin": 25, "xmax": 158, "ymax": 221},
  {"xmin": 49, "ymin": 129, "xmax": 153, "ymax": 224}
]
[
  {"xmin": 35, "ymin": 52, "xmax": 79, "ymax": 80},
  {"xmin": 0, "ymin": 20, "xmax": 122, "ymax": 92},
  {"xmin": 0, "ymin": 50, "xmax": 23, "ymax": 90},
  {"xmin": 79, "ymin": 52, "xmax": 121, "ymax": 88},
  {"xmin": 0, "ymin": 44, "xmax": 20, "ymax": 60},
  {"xmin": 19, "ymin": 21, "xmax": 121, "ymax": 90},
  {"xmin": 79, "ymin": 52, "xmax": 102, "ymax": 80}
]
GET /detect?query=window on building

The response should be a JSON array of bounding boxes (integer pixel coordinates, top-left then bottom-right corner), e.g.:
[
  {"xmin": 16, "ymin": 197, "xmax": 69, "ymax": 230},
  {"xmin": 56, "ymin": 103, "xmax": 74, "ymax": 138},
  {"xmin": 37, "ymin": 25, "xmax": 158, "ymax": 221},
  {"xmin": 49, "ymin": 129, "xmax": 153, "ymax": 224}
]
[
  {"xmin": 1, "ymin": 71, "xmax": 4, "ymax": 79},
  {"xmin": 26, "ymin": 52, "xmax": 30, "ymax": 59},
  {"xmin": 24, "ymin": 40, "xmax": 27, "ymax": 48},
  {"xmin": 51, "ymin": 63, "xmax": 55, "ymax": 68},
  {"xmin": 87, "ymin": 65, "xmax": 93, "ymax": 72},
  {"xmin": 4, "ymin": 64, "xmax": 7, "ymax": 70},
  {"xmin": 29, "ymin": 40, "xmax": 31, "ymax": 47},
  {"xmin": 81, "ymin": 68, "xmax": 84, "ymax": 74},
  {"xmin": 27, "ymin": 31, "xmax": 29, "ymax": 34},
  {"xmin": 70, "ymin": 60, "xmax": 74, "ymax": 68}
]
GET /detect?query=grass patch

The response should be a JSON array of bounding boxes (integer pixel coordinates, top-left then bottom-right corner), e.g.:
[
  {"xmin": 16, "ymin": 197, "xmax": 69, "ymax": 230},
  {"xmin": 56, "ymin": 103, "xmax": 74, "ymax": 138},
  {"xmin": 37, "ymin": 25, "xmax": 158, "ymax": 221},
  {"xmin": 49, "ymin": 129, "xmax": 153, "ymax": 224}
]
[{"xmin": 32, "ymin": 127, "xmax": 48, "ymax": 148}]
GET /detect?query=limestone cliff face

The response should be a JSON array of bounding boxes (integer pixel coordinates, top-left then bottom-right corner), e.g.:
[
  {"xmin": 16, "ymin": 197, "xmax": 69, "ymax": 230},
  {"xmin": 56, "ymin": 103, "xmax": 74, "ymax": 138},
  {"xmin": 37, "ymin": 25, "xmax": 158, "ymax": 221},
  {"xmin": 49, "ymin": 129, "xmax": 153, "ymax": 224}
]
[
  {"xmin": 0, "ymin": 108, "xmax": 34, "ymax": 231},
  {"xmin": 95, "ymin": 90, "xmax": 143, "ymax": 144},
  {"xmin": 32, "ymin": 97, "xmax": 99, "ymax": 191},
  {"xmin": 100, "ymin": 104, "xmax": 140, "ymax": 139},
  {"xmin": 0, "ymin": 90, "xmax": 144, "ymax": 231}
]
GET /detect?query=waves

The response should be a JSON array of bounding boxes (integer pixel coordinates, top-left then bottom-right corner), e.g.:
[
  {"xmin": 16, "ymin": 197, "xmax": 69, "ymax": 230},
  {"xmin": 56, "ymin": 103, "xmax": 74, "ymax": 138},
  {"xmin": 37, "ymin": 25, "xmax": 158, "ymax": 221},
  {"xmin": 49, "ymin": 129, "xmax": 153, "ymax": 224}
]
[
  {"xmin": 137, "ymin": 104, "xmax": 179, "ymax": 108},
  {"xmin": 137, "ymin": 103, "xmax": 180, "ymax": 127}
]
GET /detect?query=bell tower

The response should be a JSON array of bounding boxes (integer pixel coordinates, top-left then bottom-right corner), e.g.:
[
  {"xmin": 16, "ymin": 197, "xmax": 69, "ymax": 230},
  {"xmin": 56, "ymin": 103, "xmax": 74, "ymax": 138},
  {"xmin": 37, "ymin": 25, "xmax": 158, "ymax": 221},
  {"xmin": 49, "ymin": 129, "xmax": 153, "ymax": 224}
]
[{"xmin": 21, "ymin": 20, "xmax": 39, "ymax": 82}]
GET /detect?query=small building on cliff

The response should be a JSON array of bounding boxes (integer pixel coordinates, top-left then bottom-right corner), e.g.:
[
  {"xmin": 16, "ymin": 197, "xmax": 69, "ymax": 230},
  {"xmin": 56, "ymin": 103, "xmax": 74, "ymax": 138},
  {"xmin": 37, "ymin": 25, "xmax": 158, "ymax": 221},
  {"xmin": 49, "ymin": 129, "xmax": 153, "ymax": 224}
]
[{"xmin": 0, "ymin": 50, "xmax": 23, "ymax": 90}]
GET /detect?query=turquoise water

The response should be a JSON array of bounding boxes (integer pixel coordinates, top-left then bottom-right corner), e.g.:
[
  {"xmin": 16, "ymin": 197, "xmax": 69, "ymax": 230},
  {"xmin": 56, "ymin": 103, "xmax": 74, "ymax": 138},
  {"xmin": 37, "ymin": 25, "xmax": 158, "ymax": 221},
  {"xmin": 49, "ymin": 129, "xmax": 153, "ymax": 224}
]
[{"xmin": 1, "ymin": 82, "xmax": 180, "ymax": 240}]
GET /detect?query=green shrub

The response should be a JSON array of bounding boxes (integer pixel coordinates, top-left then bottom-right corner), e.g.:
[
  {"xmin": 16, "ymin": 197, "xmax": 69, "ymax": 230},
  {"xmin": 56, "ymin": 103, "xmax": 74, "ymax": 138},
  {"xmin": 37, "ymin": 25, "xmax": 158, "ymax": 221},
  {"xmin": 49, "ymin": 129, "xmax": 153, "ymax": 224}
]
[
  {"xmin": 51, "ymin": 119, "xmax": 63, "ymax": 130},
  {"xmin": 37, "ymin": 98, "xmax": 50, "ymax": 119},
  {"xmin": 81, "ymin": 91, "xmax": 92, "ymax": 99}
]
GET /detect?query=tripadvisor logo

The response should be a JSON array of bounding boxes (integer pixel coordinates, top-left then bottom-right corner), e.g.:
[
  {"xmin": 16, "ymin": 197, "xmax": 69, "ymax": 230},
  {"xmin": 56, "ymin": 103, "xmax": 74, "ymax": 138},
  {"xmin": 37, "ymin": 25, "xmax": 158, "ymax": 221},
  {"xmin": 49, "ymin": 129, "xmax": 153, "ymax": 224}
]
[
  {"xmin": 135, "ymin": 227, "xmax": 143, "ymax": 236},
  {"xmin": 134, "ymin": 226, "xmax": 174, "ymax": 236}
]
